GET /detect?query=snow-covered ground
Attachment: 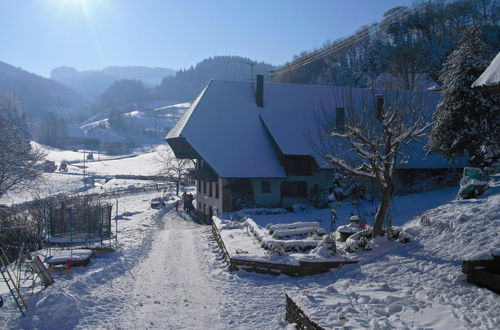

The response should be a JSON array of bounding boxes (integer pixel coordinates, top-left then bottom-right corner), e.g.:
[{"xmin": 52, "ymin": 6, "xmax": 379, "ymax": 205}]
[
  {"xmin": 1, "ymin": 143, "xmax": 499, "ymax": 329},
  {"xmin": 1, "ymin": 176, "xmax": 498, "ymax": 329},
  {"xmin": 289, "ymin": 178, "xmax": 500, "ymax": 329},
  {"xmin": 0, "ymin": 144, "xmax": 172, "ymax": 205}
]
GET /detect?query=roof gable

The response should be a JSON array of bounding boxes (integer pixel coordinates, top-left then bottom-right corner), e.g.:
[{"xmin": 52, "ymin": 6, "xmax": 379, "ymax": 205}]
[{"xmin": 167, "ymin": 80, "xmax": 285, "ymax": 178}]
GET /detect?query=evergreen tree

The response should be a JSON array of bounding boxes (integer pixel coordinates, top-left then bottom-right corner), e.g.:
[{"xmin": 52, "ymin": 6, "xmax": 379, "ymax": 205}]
[{"xmin": 428, "ymin": 26, "xmax": 499, "ymax": 166}]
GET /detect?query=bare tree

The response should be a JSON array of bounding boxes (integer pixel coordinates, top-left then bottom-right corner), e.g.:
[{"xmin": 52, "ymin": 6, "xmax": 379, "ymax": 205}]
[
  {"xmin": 315, "ymin": 88, "xmax": 430, "ymax": 237},
  {"xmin": 0, "ymin": 96, "xmax": 46, "ymax": 198},
  {"xmin": 156, "ymin": 148, "xmax": 193, "ymax": 196}
]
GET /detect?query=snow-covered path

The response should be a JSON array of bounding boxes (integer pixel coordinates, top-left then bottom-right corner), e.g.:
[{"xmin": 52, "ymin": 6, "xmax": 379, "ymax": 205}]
[{"xmin": 117, "ymin": 211, "xmax": 226, "ymax": 329}]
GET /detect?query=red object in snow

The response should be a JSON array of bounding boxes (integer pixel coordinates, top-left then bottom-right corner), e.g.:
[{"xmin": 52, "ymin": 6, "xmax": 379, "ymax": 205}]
[{"xmin": 359, "ymin": 221, "xmax": 366, "ymax": 229}]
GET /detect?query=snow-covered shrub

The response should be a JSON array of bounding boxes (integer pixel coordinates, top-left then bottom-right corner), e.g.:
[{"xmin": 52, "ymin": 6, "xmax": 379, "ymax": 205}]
[
  {"xmin": 330, "ymin": 171, "xmax": 367, "ymax": 201},
  {"xmin": 237, "ymin": 208, "xmax": 287, "ymax": 216},
  {"xmin": 345, "ymin": 228, "xmax": 373, "ymax": 253},
  {"xmin": 291, "ymin": 204, "xmax": 311, "ymax": 212},
  {"xmin": 310, "ymin": 233, "xmax": 337, "ymax": 257},
  {"xmin": 397, "ymin": 230, "xmax": 412, "ymax": 243},
  {"xmin": 231, "ymin": 192, "xmax": 253, "ymax": 210},
  {"xmin": 307, "ymin": 189, "xmax": 331, "ymax": 208}
]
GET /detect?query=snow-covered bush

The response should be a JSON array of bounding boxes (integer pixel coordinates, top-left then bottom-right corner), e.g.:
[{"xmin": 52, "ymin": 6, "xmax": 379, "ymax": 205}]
[
  {"xmin": 345, "ymin": 228, "xmax": 373, "ymax": 253},
  {"xmin": 330, "ymin": 171, "xmax": 367, "ymax": 201},
  {"xmin": 231, "ymin": 192, "xmax": 253, "ymax": 210},
  {"xmin": 237, "ymin": 208, "xmax": 287, "ymax": 216},
  {"xmin": 310, "ymin": 233, "xmax": 337, "ymax": 257}
]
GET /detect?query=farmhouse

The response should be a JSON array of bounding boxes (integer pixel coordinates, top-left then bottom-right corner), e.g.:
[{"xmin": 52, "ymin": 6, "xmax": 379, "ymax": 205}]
[{"xmin": 166, "ymin": 77, "xmax": 451, "ymax": 222}]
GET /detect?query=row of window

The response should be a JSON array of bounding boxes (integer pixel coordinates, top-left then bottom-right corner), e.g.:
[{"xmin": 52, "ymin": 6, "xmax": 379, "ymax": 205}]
[{"xmin": 197, "ymin": 180, "xmax": 219, "ymax": 199}]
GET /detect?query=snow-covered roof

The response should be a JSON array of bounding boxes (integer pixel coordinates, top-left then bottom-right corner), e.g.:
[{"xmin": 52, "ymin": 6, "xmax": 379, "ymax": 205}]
[
  {"xmin": 472, "ymin": 52, "xmax": 500, "ymax": 90},
  {"xmin": 167, "ymin": 81, "xmax": 286, "ymax": 178},
  {"xmin": 167, "ymin": 80, "xmax": 451, "ymax": 178}
]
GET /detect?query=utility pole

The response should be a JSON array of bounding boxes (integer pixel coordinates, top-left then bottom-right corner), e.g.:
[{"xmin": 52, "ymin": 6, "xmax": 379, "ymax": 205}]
[{"xmin": 83, "ymin": 149, "xmax": 86, "ymax": 185}]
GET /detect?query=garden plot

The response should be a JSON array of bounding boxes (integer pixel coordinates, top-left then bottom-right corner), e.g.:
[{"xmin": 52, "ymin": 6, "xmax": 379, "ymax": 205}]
[{"xmin": 214, "ymin": 212, "xmax": 353, "ymax": 266}]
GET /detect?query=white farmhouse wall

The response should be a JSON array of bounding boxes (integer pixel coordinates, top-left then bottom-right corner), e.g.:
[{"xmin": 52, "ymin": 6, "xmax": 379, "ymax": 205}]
[{"xmin": 195, "ymin": 178, "xmax": 223, "ymax": 220}]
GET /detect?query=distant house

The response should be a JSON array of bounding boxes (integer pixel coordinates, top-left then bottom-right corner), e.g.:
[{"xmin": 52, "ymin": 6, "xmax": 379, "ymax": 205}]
[
  {"xmin": 85, "ymin": 127, "xmax": 129, "ymax": 155},
  {"xmin": 166, "ymin": 77, "xmax": 451, "ymax": 222},
  {"xmin": 472, "ymin": 51, "xmax": 500, "ymax": 93},
  {"xmin": 63, "ymin": 123, "xmax": 99, "ymax": 149}
]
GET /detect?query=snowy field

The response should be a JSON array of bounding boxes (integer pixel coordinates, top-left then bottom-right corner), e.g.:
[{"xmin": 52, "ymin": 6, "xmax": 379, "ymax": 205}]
[
  {"xmin": 38, "ymin": 143, "xmax": 169, "ymax": 177},
  {"xmin": 0, "ymin": 144, "xmax": 172, "ymax": 205},
  {"xmin": 1, "ymin": 175, "xmax": 498, "ymax": 329}
]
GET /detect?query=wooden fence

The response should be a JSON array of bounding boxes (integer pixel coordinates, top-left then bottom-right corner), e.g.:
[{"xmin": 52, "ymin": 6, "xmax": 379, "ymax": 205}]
[{"xmin": 285, "ymin": 294, "xmax": 324, "ymax": 330}]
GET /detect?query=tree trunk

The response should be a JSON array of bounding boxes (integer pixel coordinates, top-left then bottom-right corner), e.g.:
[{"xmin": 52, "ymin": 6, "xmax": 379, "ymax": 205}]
[
  {"xmin": 373, "ymin": 186, "xmax": 392, "ymax": 237},
  {"xmin": 176, "ymin": 183, "xmax": 179, "ymax": 196}
]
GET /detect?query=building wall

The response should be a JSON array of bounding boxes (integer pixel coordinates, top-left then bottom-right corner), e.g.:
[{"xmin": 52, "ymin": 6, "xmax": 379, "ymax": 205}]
[
  {"xmin": 281, "ymin": 169, "xmax": 334, "ymax": 208},
  {"xmin": 250, "ymin": 178, "xmax": 283, "ymax": 208},
  {"xmin": 195, "ymin": 178, "xmax": 223, "ymax": 222},
  {"xmin": 195, "ymin": 169, "xmax": 335, "ymax": 219}
]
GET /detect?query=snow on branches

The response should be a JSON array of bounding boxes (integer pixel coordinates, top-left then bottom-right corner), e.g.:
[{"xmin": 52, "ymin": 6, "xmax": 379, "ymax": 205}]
[{"xmin": 314, "ymin": 88, "xmax": 431, "ymax": 237}]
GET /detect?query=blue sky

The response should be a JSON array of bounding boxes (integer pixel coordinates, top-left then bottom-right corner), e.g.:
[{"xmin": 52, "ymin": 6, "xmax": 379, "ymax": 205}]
[{"xmin": 0, "ymin": 0, "xmax": 413, "ymax": 77}]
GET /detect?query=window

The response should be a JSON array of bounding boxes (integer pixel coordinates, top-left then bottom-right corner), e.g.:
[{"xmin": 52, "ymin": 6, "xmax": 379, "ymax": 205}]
[
  {"xmin": 261, "ymin": 181, "xmax": 271, "ymax": 193},
  {"xmin": 197, "ymin": 180, "xmax": 201, "ymax": 193},
  {"xmin": 209, "ymin": 181, "xmax": 213, "ymax": 197},
  {"xmin": 203, "ymin": 181, "xmax": 206, "ymax": 194},
  {"xmin": 282, "ymin": 181, "xmax": 307, "ymax": 197},
  {"xmin": 215, "ymin": 182, "xmax": 219, "ymax": 199}
]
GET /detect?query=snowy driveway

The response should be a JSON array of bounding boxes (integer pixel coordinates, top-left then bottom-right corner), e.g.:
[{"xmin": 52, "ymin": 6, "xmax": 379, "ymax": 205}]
[{"xmin": 117, "ymin": 211, "xmax": 226, "ymax": 329}]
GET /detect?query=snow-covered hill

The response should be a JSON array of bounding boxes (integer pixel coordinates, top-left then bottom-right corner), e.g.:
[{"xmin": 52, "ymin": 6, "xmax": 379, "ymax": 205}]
[{"xmin": 66, "ymin": 101, "xmax": 190, "ymax": 148}]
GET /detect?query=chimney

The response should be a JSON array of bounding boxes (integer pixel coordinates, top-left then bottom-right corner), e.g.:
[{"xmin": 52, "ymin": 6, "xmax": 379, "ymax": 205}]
[
  {"xmin": 336, "ymin": 107, "xmax": 345, "ymax": 130},
  {"xmin": 375, "ymin": 94, "xmax": 384, "ymax": 121},
  {"xmin": 256, "ymin": 74, "xmax": 264, "ymax": 107}
]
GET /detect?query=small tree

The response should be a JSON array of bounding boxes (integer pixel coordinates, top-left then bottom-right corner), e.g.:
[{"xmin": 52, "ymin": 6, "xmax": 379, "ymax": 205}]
[
  {"xmin": 315, "ymin": 88, "xmax": 430, "ymax": 237},
  {"xmin": 0, "ymin": 96, "xmax": 46, "ymax": 198},
  {"xmin": 428, "ymin": 26, "xmax": 500, "ymax": 166},
  {"xmin": 156, "ymin": 148, "xmax": 193, "ymax": 196}
]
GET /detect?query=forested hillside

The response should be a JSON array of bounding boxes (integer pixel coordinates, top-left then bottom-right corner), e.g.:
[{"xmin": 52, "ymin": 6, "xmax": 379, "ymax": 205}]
[
  {"xmin": 273, "ymin": 0, "xmax": 499, "ymax": 89},
  {"xmin": 0, "ymin": 61, "xmax": 86, "ymax": 119},
  {"xmin": 51, "ymin": 66, "xmax": 176, "ymax": 101},
  {"xmin": 155, "ymin": 56, "xmax": 274, "ymax": 100}
]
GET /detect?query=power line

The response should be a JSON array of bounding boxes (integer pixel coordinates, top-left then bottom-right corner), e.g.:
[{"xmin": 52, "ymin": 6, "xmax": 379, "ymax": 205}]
[{"xmin": 271, "ymin": 3, "xmax": 428, "ymax": 78}]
